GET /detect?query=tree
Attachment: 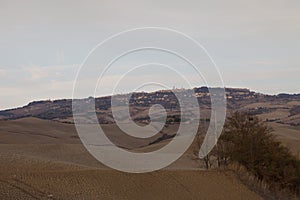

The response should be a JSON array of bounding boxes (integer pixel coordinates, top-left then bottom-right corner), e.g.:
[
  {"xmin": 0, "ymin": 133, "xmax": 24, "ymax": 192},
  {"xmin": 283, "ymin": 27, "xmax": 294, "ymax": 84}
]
[{"xmin": 218, "ymin": 111, "xmax": 300, "ymax": 195}]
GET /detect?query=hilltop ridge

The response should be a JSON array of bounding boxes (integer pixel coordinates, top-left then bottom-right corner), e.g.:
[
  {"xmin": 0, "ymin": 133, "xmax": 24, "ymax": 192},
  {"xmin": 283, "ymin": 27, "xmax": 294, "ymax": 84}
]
[{"xmin": 1, "ymin": 87, "xmax": 300, "ymax": 126}]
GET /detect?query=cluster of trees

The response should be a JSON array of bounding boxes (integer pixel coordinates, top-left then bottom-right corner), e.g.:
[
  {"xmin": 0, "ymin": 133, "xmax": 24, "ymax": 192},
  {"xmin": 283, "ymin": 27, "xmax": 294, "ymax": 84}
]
[{"xmin": 199, "ymin": 112, "xmax": 300, "ymax": 195}]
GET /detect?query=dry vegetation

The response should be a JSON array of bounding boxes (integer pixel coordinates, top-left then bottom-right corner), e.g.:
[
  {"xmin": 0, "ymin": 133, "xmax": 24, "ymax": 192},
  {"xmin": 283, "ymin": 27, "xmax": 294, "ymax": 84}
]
[{"xmin": 198, "ymin": 112, "xmax": 300, "ymax": 199}]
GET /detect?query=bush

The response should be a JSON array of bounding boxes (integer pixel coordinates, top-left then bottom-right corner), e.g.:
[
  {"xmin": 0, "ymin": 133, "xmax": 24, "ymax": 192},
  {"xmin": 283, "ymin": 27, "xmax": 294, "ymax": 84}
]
[{"xmin": 218, "ymin": 111, "xmax": 300, "ymax": 195}]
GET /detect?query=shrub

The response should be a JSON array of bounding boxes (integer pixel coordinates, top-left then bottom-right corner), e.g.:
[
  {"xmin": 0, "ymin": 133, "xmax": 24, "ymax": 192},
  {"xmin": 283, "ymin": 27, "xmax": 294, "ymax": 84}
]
[{"xmin": 218, "ymin": 111, "xmax": 300, "ymax": 195}]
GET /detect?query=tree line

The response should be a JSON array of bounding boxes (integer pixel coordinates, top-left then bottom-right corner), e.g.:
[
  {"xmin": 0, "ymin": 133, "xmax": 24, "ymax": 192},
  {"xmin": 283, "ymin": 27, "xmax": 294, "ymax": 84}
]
[{"xmin": 198, "ymin": 111, "xmax": 300, "ymax": 196}]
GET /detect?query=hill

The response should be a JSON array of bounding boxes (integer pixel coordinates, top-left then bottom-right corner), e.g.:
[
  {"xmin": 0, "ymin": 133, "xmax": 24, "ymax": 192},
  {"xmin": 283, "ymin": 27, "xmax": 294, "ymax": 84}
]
[
  {"xmin": 0, "ymin": 117, "xmax": 262, "ymax": 199},
  {"xmin": 0, "ymin": 87, "xmax": 299, "ymax": 199},
  {"xmin": 1, "ymin": 87, "xmax": 300, "ymax": 127}
]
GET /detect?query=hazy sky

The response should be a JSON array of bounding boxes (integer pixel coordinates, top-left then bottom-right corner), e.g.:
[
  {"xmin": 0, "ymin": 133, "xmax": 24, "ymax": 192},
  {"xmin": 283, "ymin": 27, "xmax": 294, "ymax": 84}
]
[{"xmin": 0, "ymin": 0, "xmax": 299, "ymax": 109}]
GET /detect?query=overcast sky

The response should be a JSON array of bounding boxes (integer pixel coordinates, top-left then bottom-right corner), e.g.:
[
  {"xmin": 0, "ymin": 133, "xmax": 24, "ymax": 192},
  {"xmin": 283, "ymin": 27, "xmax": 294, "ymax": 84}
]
[{"xmin": 0, "ymin": 0, "xmax": 299, "ymax": 109}]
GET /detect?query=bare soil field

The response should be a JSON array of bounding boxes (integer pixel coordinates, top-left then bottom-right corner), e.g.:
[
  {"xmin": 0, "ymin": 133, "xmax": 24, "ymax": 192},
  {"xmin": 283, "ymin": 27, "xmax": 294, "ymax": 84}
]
[
  {"xmin": 0, "ymin": 158, "xmax": 261, "ymax": 200},
  {"xmin": 0, "ymin": 117, "xmax": 293, "ymax": 199}
]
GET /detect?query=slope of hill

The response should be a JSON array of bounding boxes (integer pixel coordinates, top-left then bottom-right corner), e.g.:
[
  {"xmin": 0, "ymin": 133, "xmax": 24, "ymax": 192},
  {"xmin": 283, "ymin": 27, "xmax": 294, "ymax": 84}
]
[
  {"xmin": 0, "ymin": 87, "xmax": 299, "ymax": 199},
  {"xmin": 1, "ymin": 87, "xmax": 300, "ymax": 127},
  {"xmin": 0, "ymin": 117, "xmax": 262, "ymax": 199}
]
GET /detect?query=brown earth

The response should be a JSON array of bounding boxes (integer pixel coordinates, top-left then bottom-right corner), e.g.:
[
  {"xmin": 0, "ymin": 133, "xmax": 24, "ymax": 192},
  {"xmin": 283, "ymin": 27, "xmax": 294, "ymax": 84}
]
[{"xmin": 1, "ymin": 117, "xmax": 296, "ymax": 199}]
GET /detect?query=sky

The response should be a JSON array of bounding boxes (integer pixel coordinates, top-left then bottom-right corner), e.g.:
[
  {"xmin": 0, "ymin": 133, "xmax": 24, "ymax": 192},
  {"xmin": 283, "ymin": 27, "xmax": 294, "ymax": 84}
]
[{"xmin": 0, "ymin": 0, "xmax": 299, "ymax": 109}]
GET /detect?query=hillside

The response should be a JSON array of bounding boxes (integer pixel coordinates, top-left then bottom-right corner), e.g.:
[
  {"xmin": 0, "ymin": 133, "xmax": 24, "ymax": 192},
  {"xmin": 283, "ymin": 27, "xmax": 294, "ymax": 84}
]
[
  {"xmin": 0, "ymin": 117, "xmax": 262, "ymax": 199},
  {"xmin": 1, "ymin": 87, "xmax": 300, "ymax": 199},
  {"xmin": 1, "ymin": 87, "xmax": 300, "ymax": 127}
]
